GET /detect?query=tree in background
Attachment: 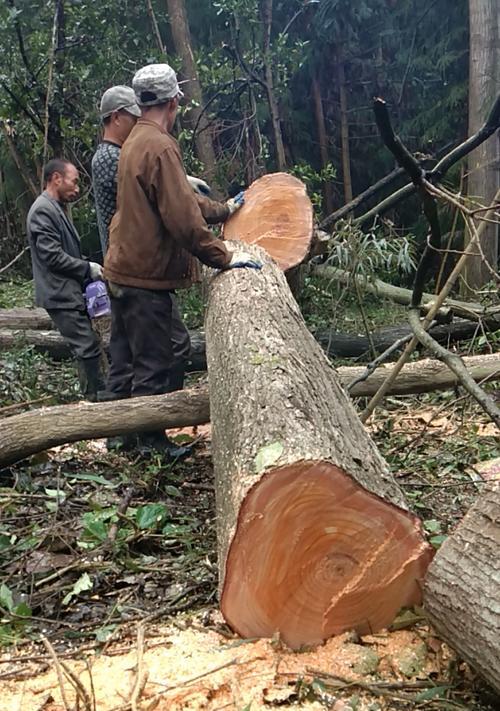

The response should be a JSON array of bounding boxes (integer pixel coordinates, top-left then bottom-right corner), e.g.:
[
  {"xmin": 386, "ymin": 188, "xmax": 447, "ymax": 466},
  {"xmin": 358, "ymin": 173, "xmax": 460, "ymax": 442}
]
[{"xmin": 466, "ymin": 0, "xmax": 499, "ymax": 290}]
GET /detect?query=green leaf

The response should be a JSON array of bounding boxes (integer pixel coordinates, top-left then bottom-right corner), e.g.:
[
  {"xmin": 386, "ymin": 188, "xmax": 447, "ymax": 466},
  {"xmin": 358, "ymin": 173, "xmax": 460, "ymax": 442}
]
[
  {"xmin": 254, "ymin": 442, "xmax": 284, "ymax": 473},
  {"xmin": 63, "ymin": 472, "xmax": 117, "ymax": 488},
  {"xmin": 430, "ymin": 534, "xmax": 448, "ymax": 548},
  {"xmin": 164, "ymin": 485, "xmax": 181, "ymax": 498},
  {"xmin": 136, "ymin": 503, "xmax": 168, "ymax": 530},
  {"xmin": 62, "ymin": 572, "xmax": 93, "ymax": 605},
  {"xmin": 95, "ymin": 624, "xmax": 117, "ymax": 642},
  {"xmin": 0, "ymin": 583, "xmax": 14, "ymax": 612},
  {"xmin": 414, "ymin": 685, "xmax": 449, "ymax": 701},
  {"xmin": 0, "ymin": 534, "xmax": 12, "ymax": 550},
  {"xmin": 424, "ymin": 519, "xmax": 441, "ymax": 533},
  {"xmin": 13, "ymin": 602, "xmax": 32, "ymax": 618}
]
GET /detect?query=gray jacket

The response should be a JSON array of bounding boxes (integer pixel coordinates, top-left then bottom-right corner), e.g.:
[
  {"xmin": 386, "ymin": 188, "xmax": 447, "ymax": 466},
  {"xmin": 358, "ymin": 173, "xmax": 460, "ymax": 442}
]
[{"xmin": 27, "ymin": 192, "xmax": 90, "ymax": 310}]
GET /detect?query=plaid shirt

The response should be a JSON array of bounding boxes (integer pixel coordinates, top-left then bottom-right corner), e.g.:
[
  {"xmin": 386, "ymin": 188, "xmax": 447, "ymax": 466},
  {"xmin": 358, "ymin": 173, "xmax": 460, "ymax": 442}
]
[{"xmin": 91, "ymin": 141, "xmax": 121, "ymax": 254}]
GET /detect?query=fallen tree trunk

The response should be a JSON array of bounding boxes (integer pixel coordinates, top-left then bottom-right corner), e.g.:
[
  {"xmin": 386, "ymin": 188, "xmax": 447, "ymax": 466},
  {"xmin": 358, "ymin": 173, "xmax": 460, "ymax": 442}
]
[
  {"xmin": 424, "ymin": 481, "xmax": 500, "ymax": 694},
  {"xmin": 312, "ymin": 265, "xmax": 500, "ymax": 325},
  {"xmin": 2, "ymin": 315, "xmax": 495, "ymax": 364},
  {"xmin": 0, "ymin": 387, "xmax": 210, "ymax": 469},
  {"xmin": 0, "ymin": 327, "xmax": 208, "ymax": 371},
  {"xmin": 205, "ymin": 242, "xmax": 433, "ymax": 649},
  {"xmin": 1, "ymin": 353, "xmax": 499, "ymax": 469},
  {"xmin": 0, "ymin": 307, "xmax": 53, "ymax": 330}
]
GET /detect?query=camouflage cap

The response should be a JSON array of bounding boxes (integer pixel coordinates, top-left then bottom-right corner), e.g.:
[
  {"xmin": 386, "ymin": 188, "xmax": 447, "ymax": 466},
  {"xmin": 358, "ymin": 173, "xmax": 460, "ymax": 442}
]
[
  {"xmin": 132, "ymin": 63, "xmax": 184, "ymax": 106},
  {"xmin": 99, "ymin": 86, "xmax": 141, "ymax": 119}
]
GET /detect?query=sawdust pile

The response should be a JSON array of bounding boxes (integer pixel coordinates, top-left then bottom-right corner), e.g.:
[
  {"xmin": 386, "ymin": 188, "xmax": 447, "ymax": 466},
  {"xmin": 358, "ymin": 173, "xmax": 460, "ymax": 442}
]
[{"xmin": 1, "ymin": 622, "xmax": 458, "ymax": 711}]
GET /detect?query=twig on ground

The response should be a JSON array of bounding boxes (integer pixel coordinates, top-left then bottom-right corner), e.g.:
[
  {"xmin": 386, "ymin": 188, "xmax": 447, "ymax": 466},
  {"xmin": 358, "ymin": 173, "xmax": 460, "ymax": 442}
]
[
  {"xmin": 347, "ymin": 324, "xmax": 435, "ymax": 392},
  {"xmin": 408, "ymin": 310, "xmax": 500, "ymax": 427},
  {"xmin": 130, "ymin": 624, "xmax": 148, "ymax": 711},
  {"xmin": 41, "ymin": 637, "xmax": 72, "ymax": 711}
]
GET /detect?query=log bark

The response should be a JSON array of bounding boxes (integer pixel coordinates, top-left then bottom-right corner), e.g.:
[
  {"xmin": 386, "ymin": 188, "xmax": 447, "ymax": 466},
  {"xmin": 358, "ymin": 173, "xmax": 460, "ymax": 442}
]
[
  {"xmin": 0, "ymin": 307, "xmax": 53, "ymax": 330},
  {"xmin": 466, "ymin": 1, "xmax": 500, "ymax": 290},
  {"xmin": 424, "ymin": 481, "xmax": 500, "ymax": 694},
  {"xmin": 1, "ymin": 353, "xmax": 499, "ymax": 469},
  {"xmin": 223, "ymin": 173, "xmax": 314, "ymax": 271},
  {"xmin": 205, "ymin": 242, "xmax": 433, "ymax": 648},
  {"xmin": 0, "ymin": 387, "xmax": 210, "ymax": 469}
]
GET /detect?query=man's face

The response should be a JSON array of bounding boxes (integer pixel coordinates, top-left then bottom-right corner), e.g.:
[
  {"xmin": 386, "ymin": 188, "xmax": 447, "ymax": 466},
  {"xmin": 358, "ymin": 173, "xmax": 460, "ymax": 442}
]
[
  {"xmin": 54, "ymin": 164, "xmax": 80, "ymax": 203},
  {"xmin": 114, "ymin": 110, "xmax": 138, "ymax": 143}
]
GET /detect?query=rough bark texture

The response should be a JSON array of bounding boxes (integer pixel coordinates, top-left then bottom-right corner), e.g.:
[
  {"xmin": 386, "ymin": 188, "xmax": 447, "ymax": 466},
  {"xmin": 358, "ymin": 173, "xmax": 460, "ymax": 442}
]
[
  {"xmin": 205, "ymin": 242, "xmax": 433, "ymax": 648},
  {"xmin": 223, "ymin": 173, "xmax": 314, "ymax": 270},
  {"xmin": 0, "ymin": 307, "xmax": 52, "ymax": 330},
  {"xmin": 424, "ymin": 482, "xmax": 500, "ymax": 694},
  {"xmin": 166, "ymin": 0, "xmax": 218, "ymax": 183},
  {"xmin": 0, "ymin": 387, "xmax": 210, "ymax": 469},
  {"xmin": 466, "ymin": 0, "xmax": 500, "ymax": 289},
  {"xmin": 2, "ymin": 353, "xmax": 499, "ymax": 469}
]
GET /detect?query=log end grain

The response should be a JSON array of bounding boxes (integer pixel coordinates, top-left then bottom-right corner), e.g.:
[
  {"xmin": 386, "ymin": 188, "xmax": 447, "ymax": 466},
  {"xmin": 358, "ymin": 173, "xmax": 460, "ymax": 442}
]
[
  {"xmin": 221, "ymin": 461, "xmax": 433, "ymax": 649},
  {"xmin": 222, "ymin": 173, "xmax": 314, "ymax": 271}
]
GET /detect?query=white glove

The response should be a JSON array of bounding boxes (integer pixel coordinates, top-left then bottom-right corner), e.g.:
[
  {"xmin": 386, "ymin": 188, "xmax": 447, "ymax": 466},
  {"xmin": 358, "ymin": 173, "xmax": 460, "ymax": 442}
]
[
  {"xmin": 88, "ymin": 262, "xmax": 103, "ymax": 281},
  {"xmin": 226, "ymin": 191, "xmax": 245, "ymax": 216},
  {"xmin": 225, "ymin": 251, "xmax": 262, "ymax": 270},
  {"xmin": 186, "ymin": 175, "xmax": 211, "ymax": 196}
]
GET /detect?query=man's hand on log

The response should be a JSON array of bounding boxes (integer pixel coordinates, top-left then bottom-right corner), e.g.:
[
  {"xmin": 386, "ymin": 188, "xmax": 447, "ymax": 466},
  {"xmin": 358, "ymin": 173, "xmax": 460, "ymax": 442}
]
[
  {"xmin": 226, "ymin": 191, "xmax": 245, "ymax": 215},
  {"xmin": 226, "ymin": 250, "xmax": 262, "ymax": 270}
]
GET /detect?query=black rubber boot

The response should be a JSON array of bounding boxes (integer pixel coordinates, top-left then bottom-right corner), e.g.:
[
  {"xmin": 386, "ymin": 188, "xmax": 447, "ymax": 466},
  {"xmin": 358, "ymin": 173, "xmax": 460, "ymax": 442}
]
[
  {"xmin": 95, "ymin": 390, "xmax": 137, "ymax": 451},
  {"xmin": 136, "ymin": 431, "xmax": 192, "ymax": 459},
  {"xmin": 77, "ymin": 356, "xmax": 105, "ymax": 402}
]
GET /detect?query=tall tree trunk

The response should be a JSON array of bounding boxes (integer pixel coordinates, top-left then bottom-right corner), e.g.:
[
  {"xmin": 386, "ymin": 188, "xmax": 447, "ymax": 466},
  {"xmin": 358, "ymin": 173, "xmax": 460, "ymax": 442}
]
[
  {"xmin": 260, "ymin": 0, "xmax": 287, "ymax": 171},
  {"xmin": 166, "ymin": 0, "xmax": 218, "ymax": 182},
  {"xmin": 465, "ymin": 0, "xmax": 499, "ymax": 291},
  {"xmin": 337, "ymin": 54, "xmax": 353, "ymax": 203},
  {"xmin": 312, "ymin": 72, "xmax": 335, "ymax": 214}
]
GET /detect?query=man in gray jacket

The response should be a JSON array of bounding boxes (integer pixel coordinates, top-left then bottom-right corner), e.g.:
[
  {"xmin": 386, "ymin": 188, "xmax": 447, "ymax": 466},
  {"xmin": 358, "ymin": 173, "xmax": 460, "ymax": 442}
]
[{"xmin": 27, "ymin": 158, "xmax": 105, "ymax": 400}]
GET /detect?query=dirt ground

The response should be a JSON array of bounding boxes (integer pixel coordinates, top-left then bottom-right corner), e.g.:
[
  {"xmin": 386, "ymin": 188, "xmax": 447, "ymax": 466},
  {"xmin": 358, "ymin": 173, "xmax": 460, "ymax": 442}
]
[{"xmin": 1, "ymin": 398, "xmax": 499, "ymax": 710}]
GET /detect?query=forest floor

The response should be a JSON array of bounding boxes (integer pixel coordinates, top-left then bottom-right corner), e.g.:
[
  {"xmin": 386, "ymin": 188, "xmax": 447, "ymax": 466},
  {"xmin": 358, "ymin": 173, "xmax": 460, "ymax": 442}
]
[{"xmin": 0, "ymin": 276, "xmax": 499, "ymax": 710}]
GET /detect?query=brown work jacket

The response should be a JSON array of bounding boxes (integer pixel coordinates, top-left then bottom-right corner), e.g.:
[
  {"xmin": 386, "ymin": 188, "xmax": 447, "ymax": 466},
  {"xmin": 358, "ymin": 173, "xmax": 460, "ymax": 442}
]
[{"xmin": 104, "ymin": 119, "xmax": 230, "ymax": 290}]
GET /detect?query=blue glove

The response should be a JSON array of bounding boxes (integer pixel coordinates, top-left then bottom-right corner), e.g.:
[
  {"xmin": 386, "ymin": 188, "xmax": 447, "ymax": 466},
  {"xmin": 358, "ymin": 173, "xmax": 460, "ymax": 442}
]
[
  {"xmin": 226, "ymin": 251, "xmax": 262, "ymax": 270},
  {"xmin": 226, "ymin": 191, "xmax": 245, "ymax": 215}
]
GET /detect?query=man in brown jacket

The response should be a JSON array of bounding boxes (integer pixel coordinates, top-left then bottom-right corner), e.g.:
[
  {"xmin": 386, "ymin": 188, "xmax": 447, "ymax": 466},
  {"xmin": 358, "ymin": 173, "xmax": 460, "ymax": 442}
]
[{"xmin": 103, "ymin": 62, "xmax": 260, "ymax": 455}]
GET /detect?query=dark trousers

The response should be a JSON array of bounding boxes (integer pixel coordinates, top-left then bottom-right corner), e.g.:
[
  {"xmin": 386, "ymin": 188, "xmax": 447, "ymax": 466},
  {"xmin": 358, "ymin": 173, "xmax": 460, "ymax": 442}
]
[
  {"xmin": 47, "ymin": 308, "xmax": 101, "ymax": 361},
  {"xmin": 106, "ymin": 285, "xmax": 191, "ymax": 398}
]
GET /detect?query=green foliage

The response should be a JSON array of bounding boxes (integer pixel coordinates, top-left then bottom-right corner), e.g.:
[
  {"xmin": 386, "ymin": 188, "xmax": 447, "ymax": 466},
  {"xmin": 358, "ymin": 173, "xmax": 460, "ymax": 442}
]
[{"xmin": 289, "ymin": 162, "xmax": 336, "ymax": 214}]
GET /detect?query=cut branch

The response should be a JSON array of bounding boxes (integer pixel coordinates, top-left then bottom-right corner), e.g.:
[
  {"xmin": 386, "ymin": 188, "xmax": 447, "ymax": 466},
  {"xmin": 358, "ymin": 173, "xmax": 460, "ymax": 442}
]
[{"xmin": 356, "ymin": 93, "xmax": 500, "ymax": 226}]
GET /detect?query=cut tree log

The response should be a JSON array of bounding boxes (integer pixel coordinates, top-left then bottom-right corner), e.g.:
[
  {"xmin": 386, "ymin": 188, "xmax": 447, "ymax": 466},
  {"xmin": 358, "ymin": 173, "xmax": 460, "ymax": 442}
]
[
  {"xmin": 1, "ymin": 353, "xmax": 499, "ymax": 469},
  {"xmin": 205, "ymin": 241, "xmax": 433, "ymax": 649},
  {"xmin": 424, "ymin": 480, "xmax": 500, "ymax": 694},
  {"xmin": 223, "ymin": 173, "xmax": 314, "ymax": 270}
]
